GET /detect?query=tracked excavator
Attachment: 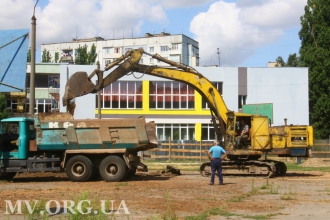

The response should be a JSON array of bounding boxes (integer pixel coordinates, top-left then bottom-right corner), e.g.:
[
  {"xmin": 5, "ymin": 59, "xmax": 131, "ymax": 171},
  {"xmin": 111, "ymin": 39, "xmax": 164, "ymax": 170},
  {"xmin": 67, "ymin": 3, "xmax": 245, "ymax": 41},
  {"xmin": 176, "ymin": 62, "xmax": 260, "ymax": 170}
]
[{"xmin": 62, "ymin": 48, "xmax": 313, "ymax": 178}]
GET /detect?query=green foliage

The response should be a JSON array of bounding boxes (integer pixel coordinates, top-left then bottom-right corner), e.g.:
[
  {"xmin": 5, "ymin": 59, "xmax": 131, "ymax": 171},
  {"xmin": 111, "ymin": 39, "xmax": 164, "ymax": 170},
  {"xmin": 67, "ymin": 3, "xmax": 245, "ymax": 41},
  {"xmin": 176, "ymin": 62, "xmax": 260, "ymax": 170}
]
[
  {"xmin": 299, "ymin": 0, "xmax": 330, "ymax": 138},
  {"xmin": 275, "ymin": 53, "xmax": 302, "ymax": 67},
  {"xmin": 27, "ymin": 47, "xmax": 31, "ymax": 62},
  {"xmin": 286, "ymin": 53, "xmax": 302, "ymax": 67},
  {"xmin": 88, "ymin": 44, "xmax": 98, "ymax": 65},
  {"xmin": 275, "ymin": 56, "xmax": 285, "ymax": 67},
  {"xmin": 75, "ymin": 44, "xmax": 97, "ymax": 65},
  {"xmin": 41, "ymin": 49, "xmax": 52, "ymax": 63},
  {"xmin": 0, "ymin": 94, "xmax": 9, "ymax": 120},
  {"xmin": 23, "ymin": 198, "xmax": 48, "ymax": 220},
  {"xmin": 55, "ymin": 52, "xmax": 59, "ymax": 63}
]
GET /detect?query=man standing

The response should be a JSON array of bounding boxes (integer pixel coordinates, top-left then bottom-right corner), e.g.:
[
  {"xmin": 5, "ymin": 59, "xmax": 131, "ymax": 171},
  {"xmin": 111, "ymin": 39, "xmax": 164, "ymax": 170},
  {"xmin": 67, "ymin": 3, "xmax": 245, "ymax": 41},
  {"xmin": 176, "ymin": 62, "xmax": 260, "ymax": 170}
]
[{"xmin": 208, "ymin": 140, "xmax": 227, "ymax": 185}]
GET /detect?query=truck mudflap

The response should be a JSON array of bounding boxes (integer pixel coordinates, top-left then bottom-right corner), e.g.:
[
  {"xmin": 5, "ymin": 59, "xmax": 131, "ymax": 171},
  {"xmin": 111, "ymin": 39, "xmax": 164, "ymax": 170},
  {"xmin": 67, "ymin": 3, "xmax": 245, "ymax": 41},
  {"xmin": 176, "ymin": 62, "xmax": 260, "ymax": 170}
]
[{"xmin": 123, "ymin": 154, "xmax": 148, "ymax": 172}]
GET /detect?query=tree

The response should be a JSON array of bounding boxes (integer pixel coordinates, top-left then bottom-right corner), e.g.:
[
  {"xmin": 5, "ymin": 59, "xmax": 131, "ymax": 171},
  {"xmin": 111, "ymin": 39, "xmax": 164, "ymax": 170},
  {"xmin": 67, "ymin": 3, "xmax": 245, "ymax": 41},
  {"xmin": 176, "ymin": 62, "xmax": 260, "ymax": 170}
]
[
  {"xmin": 88, "ymin": 44, "xmax": 97, "ymax": 65},
  {"xmin": 75, "ymin": 44, "xmax": 88, "ymax": 64},
  {"xmin": 275, "ymin": 53, "xmax": 302, "ymax": 67},
  {"xmin": 75, "ymin": 44, "xmax": 97, "ymax": 65},
  {"xmin": 286, "ymin": 53, "xmax": 302, "ymax": 67},
  {"xmin": 55, "ymin": 52, "xmax": 59, "ymax": 63},
  {"xmin": 275, "ymin": 56, "xmax": 285, "ymax": 67},
  {"xmin": 42, "ymin": 49, "xmax": 52, "ymax": 63},
  {"xmin": 299, "ymin": 0, "xmax": 330, "ymax": 138},
  {"xmin": 0, "ymin": 94, "xmax": 9, "ymax": 120},
  {"xmin": 27, "ymin": 47, "xmax": 31, "ymax": 62}
]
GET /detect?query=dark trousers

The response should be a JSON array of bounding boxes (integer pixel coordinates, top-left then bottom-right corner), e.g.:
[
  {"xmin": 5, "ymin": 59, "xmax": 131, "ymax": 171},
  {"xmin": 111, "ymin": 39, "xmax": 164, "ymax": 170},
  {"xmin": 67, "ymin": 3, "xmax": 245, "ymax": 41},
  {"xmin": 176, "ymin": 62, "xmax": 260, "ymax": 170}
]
[{"xmin": 210, "ymin": 158, "xmax": 223, "ymax": 184}]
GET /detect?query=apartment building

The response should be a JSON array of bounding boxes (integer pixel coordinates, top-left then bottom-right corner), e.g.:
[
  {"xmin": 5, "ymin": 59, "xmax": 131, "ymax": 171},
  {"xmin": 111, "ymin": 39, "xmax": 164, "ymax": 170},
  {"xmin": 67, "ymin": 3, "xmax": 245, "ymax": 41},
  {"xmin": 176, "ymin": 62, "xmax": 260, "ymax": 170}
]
[{"xmin": 41, "ymin": 32, "xmax": 200, "ymax": 67}]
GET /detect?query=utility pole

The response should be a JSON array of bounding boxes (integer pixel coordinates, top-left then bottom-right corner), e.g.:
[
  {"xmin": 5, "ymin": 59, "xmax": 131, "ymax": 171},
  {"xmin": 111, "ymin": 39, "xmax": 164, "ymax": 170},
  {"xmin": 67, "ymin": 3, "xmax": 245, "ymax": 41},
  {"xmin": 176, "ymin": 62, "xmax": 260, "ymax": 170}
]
[
  {"xmin": 29, "ymin": 0, "xmax": 39, "ymax": 115},
  {"xmin": 217, "ymin": 48, "xmax": 220, "ymax": 67}
]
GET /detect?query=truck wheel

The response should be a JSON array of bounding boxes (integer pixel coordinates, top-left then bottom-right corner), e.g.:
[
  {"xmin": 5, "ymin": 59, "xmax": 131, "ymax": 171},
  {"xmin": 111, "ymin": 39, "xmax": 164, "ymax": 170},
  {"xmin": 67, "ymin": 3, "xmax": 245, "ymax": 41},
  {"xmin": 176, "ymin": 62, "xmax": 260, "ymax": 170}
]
[
  {"xmin": 66, "ymin": 156, "xmax": 93, "ymax": 182},
  {"xmin": 99, "ymin": 156, "xmax": 126, "ymax": 182}
]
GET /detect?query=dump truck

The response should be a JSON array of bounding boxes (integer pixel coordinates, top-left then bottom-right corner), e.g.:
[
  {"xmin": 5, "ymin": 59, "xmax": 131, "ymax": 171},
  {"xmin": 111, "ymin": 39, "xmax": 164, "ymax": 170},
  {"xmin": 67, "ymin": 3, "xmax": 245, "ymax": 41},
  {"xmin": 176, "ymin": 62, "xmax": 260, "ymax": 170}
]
[
  {"xmin": 62, "ymin": 48, "xmax": 313, "ymax": 178},
  {"xmin": 0, "ymin": 112, "xmax": 157, "ymax": 182}
]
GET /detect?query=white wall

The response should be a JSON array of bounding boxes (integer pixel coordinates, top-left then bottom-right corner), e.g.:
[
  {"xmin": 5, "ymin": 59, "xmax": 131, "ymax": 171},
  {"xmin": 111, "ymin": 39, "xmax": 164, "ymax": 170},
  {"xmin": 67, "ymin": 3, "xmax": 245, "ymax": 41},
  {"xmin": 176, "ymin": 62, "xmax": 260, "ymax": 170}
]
[{"xmin": 246, "ymin": 67, "xmax": 309, "ymax": 125}]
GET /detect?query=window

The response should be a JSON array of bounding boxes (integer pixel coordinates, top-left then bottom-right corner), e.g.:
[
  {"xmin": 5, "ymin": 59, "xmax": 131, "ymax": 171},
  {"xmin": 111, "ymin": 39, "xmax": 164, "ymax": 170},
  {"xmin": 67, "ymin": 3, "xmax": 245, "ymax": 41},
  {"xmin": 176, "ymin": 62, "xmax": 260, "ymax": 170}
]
[
  {"xmin": 149, "ymin": 81, "xmax": 194, "ymax": 109},
  {"xmin": 139, "ymin": 58, "xmax": 143, "ymax": 64},
  {"xmin": 156, "ymin": 124, "xmax": 195, "ymax": 141},
  {"xmin": 36, "ymin": 99, "xmax": 52, "ymax": 113},
  {"xmin": 105, "ymin": 59, "xmax": 112, "ymax": 65},
  {"xmin": 114, "ymin": 48, "xmax": 120, "ymax": 53},
  {"xmin": 98, "ymin": 81, "xmax": 142, "ymax": 109},
  {"xmin": 202, "ymin": 82, "xmax": 223, "ymax": 109},
  {"xmin": 238, "ymin": 95, "xmax": 247, "ymax": 109},
  {"xmin": 149, "ymin": 47, "xmax": 154, "ymax": 53},
  {"xmin": 170, "ymin": 55, "xmax": 180, "ymax": 63},
  {"xmin": 172, "ymin": 44, "xmax": 179, "ymax": 50},
  {"xmin": 150, "ymin": 58, "xmax": 154, "ymax": 64},
  {"xmin": 161, "ymin": 46, "xmax": 168, "ymax": 51},
  {"xmin": 104, "ymin": 47, "xmax": 111, "ymax": 54},
  {"xmin": 201, "ymin": 124, "xmax": 215, "ymax": 140}
]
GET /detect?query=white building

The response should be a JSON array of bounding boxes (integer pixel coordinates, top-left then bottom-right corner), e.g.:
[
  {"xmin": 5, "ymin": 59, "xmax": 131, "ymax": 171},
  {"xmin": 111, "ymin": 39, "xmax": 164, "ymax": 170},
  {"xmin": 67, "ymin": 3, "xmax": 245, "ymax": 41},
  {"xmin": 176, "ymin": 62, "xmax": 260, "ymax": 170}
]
[
  {"xmin": 41, "ymin": 32, "xmax": 199, "ymax": 67},
  {"xmin": 59, "ymin": 65, "xmax": 309, "ymax": 141}
]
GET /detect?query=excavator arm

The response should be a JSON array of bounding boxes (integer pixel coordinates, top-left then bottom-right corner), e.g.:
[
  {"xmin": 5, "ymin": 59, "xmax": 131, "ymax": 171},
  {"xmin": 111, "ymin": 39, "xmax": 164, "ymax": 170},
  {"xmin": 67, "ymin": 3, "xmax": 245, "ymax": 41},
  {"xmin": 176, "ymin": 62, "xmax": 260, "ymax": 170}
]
[{"xmin": 62, "ymin": 49, "xmax": 230, "ymax": 141}]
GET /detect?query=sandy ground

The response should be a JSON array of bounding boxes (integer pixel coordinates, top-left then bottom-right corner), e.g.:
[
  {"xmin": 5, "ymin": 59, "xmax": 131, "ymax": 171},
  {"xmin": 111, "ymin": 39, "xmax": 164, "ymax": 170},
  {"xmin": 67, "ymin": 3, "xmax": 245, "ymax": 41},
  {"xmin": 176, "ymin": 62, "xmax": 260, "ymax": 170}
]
[{"xmin": 0, "ymin": 168, "xmax": 329, "ymax": 220}]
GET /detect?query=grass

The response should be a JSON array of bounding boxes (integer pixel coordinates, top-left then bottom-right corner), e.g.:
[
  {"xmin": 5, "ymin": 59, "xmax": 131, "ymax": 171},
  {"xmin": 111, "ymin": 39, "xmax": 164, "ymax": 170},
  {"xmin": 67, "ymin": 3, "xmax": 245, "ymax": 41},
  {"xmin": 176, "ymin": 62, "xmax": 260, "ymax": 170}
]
[
  {"xmin": 186, "ymin": 178, "xmax": 287, "ymax": 220},
  {"xmin": 23, "ymin": 198, "xmax": 48, "ymax": 220},
  {"xmin": 285, "ymin": 162, "xmax": 330, "ymax": 172}
]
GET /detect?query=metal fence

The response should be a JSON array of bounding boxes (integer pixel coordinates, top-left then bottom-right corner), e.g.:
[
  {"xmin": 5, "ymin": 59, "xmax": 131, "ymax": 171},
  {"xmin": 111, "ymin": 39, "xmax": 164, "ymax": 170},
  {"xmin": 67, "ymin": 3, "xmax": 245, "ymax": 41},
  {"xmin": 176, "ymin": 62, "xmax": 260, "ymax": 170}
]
[
  {"xmin": 143, "ymin": 140, "xmax": 213, "ymax": 161},
  {"xmin": 142, "ymin": 139, "xmax": 330, "ymax": 161}
]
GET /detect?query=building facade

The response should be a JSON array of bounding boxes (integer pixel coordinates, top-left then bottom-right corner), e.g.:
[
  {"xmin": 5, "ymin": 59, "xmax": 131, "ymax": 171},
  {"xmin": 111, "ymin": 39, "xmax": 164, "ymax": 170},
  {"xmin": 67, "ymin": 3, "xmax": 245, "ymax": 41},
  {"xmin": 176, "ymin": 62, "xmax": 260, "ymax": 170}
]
[
  {"xmin": 41, "ymin": 33, "xmax": 200, "ymax": 67},
  {"xmin": 59, "ymin": 64, "xmax": 309, "ymax": 142}
]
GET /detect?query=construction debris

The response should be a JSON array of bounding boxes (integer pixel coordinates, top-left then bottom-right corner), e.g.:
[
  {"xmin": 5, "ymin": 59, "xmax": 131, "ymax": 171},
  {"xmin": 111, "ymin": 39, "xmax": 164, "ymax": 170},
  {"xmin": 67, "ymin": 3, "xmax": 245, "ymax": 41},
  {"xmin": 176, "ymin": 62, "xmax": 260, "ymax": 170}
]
[{"xmin": 161, "ymin": 165, "xmax": 181, "ymax": 176}]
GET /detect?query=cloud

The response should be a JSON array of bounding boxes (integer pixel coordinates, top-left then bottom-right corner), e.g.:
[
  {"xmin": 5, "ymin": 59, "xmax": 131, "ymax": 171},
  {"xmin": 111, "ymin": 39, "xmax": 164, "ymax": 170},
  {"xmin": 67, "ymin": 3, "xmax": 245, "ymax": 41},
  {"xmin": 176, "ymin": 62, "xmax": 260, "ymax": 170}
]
[
  {"xmin": 0, "ymin": 0, "xmax": 35, "ymax": 30},
  {"xmin": 159, "ymin": 0, "xmax": 214, "ymax": 9},
  {"xmin": 190, "ymin": 0, "xmax": 306, "ymax": 66},
  {"xmin": 0, "ymin": 0, "xmax": 167, "ymax": 48}
]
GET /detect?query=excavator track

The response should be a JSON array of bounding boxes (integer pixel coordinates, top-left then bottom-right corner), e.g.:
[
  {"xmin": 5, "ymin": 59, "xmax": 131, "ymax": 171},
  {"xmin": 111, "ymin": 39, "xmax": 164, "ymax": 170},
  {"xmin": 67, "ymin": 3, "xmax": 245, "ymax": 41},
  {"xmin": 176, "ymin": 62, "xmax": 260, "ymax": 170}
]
[{"xmin": 200, "ymin": 160, "xmax": 278, "ymax": 178}]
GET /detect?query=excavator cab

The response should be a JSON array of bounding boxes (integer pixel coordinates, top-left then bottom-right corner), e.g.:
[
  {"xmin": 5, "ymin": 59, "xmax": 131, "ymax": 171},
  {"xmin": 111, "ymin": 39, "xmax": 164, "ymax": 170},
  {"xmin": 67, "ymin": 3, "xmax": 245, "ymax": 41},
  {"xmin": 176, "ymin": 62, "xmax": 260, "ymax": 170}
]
[{"xmin": 226, "ymin": 112, "xmax": 253, "ymax": 150}]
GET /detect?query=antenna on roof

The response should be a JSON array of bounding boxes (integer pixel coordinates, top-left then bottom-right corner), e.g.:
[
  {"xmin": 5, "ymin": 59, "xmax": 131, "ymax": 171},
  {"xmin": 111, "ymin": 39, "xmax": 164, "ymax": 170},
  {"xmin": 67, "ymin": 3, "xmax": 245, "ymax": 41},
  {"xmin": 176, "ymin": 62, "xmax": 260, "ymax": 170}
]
[{"xmin": 76, "ymin": 26, "xmax": 78, "ymax": 39}]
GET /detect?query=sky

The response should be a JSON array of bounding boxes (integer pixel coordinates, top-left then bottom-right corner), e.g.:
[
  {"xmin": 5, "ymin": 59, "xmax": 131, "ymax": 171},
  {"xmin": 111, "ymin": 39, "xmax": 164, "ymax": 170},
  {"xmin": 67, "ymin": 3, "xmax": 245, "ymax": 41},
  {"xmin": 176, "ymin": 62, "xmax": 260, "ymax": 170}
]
[{"xmin": 0, "ymin": 0, "xmax": 307, "ymax": 67}]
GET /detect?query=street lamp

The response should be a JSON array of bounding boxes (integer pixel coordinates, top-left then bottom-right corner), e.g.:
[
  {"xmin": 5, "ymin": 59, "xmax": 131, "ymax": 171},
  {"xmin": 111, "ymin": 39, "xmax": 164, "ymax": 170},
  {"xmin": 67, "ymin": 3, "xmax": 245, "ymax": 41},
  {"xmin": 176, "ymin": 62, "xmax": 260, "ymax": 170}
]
[{"xmin": 29, "ymin": 0, "xmax": 39, "ymax": 115}]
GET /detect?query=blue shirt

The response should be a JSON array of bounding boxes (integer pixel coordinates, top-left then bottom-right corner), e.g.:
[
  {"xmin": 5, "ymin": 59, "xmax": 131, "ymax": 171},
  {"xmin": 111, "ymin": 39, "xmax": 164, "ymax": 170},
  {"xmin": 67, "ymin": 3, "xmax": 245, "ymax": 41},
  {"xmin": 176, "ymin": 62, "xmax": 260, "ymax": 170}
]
[{"xmin": 209, "ymin": 146, "xmax": 226, "ymax": 158}]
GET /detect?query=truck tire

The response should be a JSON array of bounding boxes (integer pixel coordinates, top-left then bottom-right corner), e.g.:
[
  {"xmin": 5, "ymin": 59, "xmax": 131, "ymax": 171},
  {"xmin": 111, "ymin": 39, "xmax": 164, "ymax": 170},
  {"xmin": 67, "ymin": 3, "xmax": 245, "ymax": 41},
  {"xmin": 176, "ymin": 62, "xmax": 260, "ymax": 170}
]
[
  {"xmin": 99, "ymin": 156, "xmax": 126, "ymax": 182},
  {"xmin": 66, "ymin": 156, "xmax": 93, "ymax": 182}
]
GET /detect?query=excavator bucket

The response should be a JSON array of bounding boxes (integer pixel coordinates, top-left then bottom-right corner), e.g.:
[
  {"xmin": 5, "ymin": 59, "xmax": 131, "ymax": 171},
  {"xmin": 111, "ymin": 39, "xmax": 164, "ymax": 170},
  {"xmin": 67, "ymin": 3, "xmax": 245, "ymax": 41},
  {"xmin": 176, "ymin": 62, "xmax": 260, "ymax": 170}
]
[{"xmin": 62, "ymin": 71, "xmax": 96, "ymax": 107}]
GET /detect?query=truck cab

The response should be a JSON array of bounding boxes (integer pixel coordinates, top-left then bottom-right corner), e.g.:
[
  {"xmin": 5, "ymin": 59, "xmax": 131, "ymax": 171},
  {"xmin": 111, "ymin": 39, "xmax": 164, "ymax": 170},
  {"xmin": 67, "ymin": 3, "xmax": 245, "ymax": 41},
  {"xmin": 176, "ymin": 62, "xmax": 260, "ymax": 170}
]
[{"xmin": 0, "ymin": 117, "xmax": 35, "ymax": 160}]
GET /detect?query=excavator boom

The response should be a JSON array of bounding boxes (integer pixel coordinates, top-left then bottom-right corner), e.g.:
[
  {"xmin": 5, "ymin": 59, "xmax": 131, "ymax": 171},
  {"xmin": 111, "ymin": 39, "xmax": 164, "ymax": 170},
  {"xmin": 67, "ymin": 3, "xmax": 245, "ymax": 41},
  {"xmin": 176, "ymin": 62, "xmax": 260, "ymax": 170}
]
[{"xmin": 63, "ymin": 48, "xmax": 229, "ymax": 141}]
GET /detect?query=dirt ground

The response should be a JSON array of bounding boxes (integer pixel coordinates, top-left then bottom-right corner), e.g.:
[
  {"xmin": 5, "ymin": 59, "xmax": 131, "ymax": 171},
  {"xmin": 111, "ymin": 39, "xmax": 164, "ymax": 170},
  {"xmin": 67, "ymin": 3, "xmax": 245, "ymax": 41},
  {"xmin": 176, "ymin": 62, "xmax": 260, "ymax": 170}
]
[{"xmin": 0, "ymin": 168, "xmax": 330, "ymax": 220}]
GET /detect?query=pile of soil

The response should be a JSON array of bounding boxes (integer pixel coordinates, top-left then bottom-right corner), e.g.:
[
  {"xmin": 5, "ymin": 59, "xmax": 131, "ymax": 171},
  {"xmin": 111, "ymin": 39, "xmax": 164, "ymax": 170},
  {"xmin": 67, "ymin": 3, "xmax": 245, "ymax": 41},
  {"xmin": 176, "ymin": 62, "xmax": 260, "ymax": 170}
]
[{"xmin": 299, "ymin": 158, "xmax": 330, "ymax": 167}]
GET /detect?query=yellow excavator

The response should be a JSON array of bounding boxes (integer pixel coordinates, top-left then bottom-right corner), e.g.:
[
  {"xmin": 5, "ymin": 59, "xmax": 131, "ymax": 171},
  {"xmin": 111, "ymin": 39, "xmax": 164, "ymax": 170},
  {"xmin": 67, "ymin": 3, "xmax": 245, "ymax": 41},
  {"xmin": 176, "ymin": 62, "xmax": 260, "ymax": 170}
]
[{"xmin": 63, "ymin": 48, "xmax": 313, "ymax": 178}]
